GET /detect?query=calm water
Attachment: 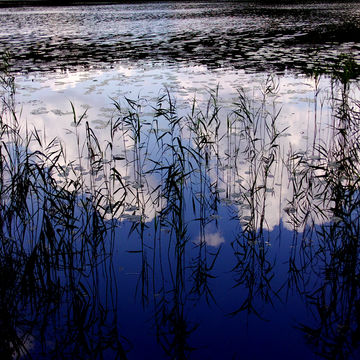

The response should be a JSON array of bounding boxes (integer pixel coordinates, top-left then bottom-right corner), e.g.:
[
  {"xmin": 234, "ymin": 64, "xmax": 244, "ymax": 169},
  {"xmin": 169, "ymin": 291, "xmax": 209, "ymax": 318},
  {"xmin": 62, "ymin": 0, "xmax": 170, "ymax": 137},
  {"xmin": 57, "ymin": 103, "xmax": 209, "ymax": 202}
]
[{"xmin": 1, "ymin": 2, "xmax": 360, "ymax": 360}]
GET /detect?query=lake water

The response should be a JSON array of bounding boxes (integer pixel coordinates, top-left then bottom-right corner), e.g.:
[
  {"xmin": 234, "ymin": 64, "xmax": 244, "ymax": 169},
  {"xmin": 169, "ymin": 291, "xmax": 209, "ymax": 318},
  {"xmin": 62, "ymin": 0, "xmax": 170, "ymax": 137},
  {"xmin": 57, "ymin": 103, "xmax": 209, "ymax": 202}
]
[{"xmin": 1, "ymin": 2, "xmax": 360, "ymax": 359}]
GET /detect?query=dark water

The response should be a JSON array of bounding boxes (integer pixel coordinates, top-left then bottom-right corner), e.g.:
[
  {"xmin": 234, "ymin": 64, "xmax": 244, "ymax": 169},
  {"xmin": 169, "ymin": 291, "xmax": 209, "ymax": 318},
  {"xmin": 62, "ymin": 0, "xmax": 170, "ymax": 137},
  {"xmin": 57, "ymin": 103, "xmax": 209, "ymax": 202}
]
[
  {"xmin": 1, "ymin": 1, "xmax": 360, "ymax": 74},
  {"xmin": 1, "ymin": 2, "xmax": 360, "ymax": 360}
]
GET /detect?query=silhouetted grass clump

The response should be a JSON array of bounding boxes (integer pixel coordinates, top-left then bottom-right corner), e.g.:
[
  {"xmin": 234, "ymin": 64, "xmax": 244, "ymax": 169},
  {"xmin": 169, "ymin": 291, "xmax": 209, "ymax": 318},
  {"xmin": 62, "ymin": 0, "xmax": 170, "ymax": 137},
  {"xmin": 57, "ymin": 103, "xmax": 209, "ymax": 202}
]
[{"xmin": 1, "ymin": 53, "xmax": 360, "ymax": 359}]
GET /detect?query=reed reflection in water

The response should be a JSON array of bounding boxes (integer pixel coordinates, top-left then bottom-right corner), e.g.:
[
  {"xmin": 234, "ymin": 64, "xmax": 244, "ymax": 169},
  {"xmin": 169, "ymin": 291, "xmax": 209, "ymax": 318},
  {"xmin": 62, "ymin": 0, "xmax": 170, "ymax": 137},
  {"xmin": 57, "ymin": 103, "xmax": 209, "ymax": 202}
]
[{"xmin": 1, "ymin": 58, "xmax": 360, "ymax": 359}]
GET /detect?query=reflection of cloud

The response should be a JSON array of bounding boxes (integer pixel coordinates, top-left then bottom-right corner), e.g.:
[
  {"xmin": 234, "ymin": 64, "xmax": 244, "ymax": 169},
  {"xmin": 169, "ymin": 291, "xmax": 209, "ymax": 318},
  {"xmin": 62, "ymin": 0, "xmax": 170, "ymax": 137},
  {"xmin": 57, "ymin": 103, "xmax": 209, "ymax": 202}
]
[
  {"xmin": 197, "ymin": 232, "xmax": 225, "ymax": 247},
  {"xmin": 14, "ymin": 65, "xmax": 360, "ymax": 233},
  {"xmin": 201, "ymin": 75, "xmax": 352, "ymax": 232}
]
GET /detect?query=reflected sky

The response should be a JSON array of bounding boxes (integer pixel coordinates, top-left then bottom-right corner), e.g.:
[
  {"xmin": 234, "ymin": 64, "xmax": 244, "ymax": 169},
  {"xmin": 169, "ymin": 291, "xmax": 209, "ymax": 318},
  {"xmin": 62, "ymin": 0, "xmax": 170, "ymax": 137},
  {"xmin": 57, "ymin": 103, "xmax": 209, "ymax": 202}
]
[
  {"xmin": 13, "ymin": 63, "xmax": 359, "ymax": 231},
  {"xmin": 0, "ymin": 53, "xmax": 357, "ymax": 360},
  {"xmin": 1, "ymin": 2, "xmax": 360, "ymax": 359}
]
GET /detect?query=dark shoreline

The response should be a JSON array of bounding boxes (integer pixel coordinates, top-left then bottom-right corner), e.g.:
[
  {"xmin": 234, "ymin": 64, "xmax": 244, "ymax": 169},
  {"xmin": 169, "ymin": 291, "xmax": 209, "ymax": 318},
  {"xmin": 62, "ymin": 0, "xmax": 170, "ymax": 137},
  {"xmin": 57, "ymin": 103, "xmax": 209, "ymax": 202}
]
[
  {"xmin": 0, "ymin": 0, "xmax": 135, "ymax": 7},
  {"xmin": 0, "ymin": 0, "xmax": 358, "ymax": 9}
]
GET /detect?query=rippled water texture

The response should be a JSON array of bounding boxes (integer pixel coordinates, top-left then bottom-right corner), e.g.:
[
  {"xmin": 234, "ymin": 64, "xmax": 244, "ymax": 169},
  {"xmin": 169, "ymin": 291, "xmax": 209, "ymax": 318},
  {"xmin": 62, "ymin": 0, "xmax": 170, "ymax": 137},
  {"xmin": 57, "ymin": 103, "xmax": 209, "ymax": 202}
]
[
  {"xmin": 1, "ymin": 1, "xmax": 360, "ymax": 74},
  {"xmin": 1, "ymin": 2, "xmax": 360, "ymax": 360}
]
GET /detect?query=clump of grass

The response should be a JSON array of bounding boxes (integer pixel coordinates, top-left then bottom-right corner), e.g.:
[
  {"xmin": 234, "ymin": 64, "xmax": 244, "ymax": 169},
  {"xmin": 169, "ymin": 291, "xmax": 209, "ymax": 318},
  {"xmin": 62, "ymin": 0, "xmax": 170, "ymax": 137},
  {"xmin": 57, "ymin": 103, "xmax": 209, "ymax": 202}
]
[
  {"xmin": 0, "ymin": 65, "xmax": 130, "ymax": 358},
  {"xmin": 333, "ymin": 53, "xmax": 360, "ymax": 87},
  {"xmin": 310, "ymin": 53, "xmax": 360, "ymax": 86},
  {"xmin": 282, "ymin": 62, "xmax": 360, "ymax": 359},
  {"xmin": 2, "ymin": 53, "xmax": 360, "ymax": 359}
]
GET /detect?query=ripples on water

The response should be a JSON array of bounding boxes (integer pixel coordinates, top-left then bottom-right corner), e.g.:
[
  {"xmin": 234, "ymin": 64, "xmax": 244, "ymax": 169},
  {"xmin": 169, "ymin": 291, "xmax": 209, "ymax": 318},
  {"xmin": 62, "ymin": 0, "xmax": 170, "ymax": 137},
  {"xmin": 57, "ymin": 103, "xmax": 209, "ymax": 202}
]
[
  {"xmin": 1, "ymin": 2, "xmax": 360, "ymax": 73},
  {"xmin": 1, "ymin": 2, "xmax": 360, "ymax": 360}
]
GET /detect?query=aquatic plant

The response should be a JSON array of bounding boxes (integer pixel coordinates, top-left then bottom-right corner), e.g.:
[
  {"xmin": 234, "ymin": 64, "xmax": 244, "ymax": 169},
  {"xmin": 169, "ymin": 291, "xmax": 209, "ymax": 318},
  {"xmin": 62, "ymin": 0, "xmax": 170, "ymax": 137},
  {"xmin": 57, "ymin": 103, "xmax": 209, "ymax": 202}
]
[
  {"xmin": 0, "ymin": 64, "xmax": 130, "ymax": 359},
  {"xmin": 1, "ymin": 55, "xmax": 360, "ymax": 359}
]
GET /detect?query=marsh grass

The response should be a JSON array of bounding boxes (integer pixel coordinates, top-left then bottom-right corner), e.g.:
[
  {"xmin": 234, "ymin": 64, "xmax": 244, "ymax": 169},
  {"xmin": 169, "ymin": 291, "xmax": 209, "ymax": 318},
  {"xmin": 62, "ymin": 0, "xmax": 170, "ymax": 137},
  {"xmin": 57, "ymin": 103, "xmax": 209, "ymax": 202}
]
[
  {"xmin": 1, "ymin": 55, "xmax": 360, "ymax": 359},
  {"xmin": 280, "ymin": 67, "xmax": 360, "ymax": 359},
  {"xmin": 0, "ymin": 63, "xmax": 129, "ymax": 358}
]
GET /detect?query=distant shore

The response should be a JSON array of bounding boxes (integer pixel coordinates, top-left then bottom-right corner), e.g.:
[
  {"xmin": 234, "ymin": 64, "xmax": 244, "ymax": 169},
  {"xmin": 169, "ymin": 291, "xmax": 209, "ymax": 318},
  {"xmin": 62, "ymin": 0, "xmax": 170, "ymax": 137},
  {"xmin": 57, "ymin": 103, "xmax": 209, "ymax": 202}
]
[
  {"xmin": 0, "ymin": 0, "xmax": 123, "ymax": 6},
  {"xmin": 0, "ymin": 0, "xmax": 358, "ymax": 9},
  {"xmin": 0, "ymin": 0, "xmax": 167, "ymax": 7}
]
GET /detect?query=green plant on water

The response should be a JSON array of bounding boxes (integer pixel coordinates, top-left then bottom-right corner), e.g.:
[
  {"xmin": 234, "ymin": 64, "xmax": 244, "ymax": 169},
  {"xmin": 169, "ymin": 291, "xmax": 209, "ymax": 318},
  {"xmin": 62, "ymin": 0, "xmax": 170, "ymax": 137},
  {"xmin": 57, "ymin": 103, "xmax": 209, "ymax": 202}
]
[
  {"xmin": 311, "ymin": 53, "xmax": 360, "ymax": 89},
  {"xmin": 332, "ymin": 53, "xmax": 360, "ymax": 87}
]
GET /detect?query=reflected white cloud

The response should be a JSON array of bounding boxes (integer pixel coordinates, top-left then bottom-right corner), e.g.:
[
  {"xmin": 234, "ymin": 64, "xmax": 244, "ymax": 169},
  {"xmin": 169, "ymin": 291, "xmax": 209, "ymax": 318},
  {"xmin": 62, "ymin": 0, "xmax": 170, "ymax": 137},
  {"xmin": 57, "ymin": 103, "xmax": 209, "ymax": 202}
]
[
  {"xmin": 196, "ymin": 231, "xmax": 225, "ymax": 248},
  {"xmin": 12, "ymin": 63, "xmax": 360, "ymax": 231}
]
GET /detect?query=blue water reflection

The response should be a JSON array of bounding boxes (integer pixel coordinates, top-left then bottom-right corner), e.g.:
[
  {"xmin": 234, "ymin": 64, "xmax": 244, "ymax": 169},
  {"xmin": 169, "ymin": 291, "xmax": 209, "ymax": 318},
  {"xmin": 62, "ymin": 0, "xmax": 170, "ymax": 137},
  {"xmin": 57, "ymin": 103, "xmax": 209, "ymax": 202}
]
[
  {"xmin": 1, "ymin": 2, "xmax": 360, "ymax": 359},
  {"xmin": 2, "ymin": 71, "xmax": 359, "ymax": 357}
]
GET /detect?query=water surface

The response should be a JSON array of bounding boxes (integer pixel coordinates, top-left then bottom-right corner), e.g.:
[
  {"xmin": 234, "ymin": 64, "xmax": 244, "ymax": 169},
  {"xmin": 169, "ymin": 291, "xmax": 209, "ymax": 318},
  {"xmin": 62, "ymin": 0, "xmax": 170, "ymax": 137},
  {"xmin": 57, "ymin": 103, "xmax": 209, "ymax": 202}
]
[
  {"xmin": 1, "ymin": 1, "xmax": 360, "ymax": 74},
  {"xmin": 1, "ymin": 2, "xmax": 360, "ymax": 359}
]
